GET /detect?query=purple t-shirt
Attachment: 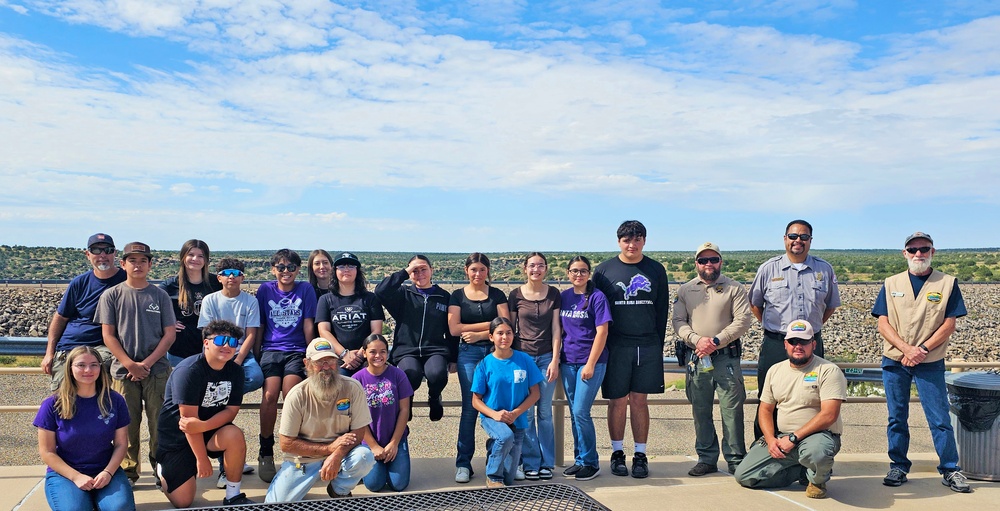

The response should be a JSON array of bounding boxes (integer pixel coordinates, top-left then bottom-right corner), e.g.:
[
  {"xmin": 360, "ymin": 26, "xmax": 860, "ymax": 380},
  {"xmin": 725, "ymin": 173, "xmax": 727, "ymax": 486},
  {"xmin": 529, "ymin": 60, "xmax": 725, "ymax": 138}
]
[
  {"xmin": 559, "ymin": 288, "xmax": 612, "ymax": 365},
  {"xmin": 33, "ymin": 392, "xmax": 131, "ymax": 475},
  {"xmin": 256, "ymin": 281, "xmax": 318, "ymax": 352},
  {"xmin": 353, "ymin": 365, "xmax": 414, "ymax": 447}
]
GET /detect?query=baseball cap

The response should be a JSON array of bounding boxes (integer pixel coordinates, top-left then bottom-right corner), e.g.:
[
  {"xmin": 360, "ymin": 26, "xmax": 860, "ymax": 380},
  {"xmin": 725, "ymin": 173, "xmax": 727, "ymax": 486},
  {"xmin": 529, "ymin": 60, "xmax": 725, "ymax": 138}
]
[
  {"xmin": 87, "ymin": 233, "xmax": 115, "ymax": 248},
  {"xmin": 306, "ymin": 338, "xmax": 339, "ymax": 361},
  {"xmin": 904, "ymin": 232, "xmax": 933, "ymax": 246},
  {"xmin": 695, "ymin": 242, "xmax": 721, "ymax": 258},
  {"xmin": 785, "ymin": 320, "xmax": 815, "ymax": 341},
  {"xmin": 334, "ymin": 252, "xmax": 361, "ymax": 267},
  {"xmin": 120, "ymin": 242, "xmax": 152, "ymax": 258}
]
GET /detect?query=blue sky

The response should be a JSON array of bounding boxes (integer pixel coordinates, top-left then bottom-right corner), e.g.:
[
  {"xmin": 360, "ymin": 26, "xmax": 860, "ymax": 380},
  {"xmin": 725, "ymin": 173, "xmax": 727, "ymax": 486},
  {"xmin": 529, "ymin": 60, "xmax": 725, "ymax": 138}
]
[{"xmin": 1, "ymin": 1, "xmax": 998, "ymax": 253}]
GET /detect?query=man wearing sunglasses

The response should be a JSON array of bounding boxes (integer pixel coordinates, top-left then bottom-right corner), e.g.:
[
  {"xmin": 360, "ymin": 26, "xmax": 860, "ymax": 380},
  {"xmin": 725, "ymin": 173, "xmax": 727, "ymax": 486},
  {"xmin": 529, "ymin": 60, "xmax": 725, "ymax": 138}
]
[
  {"xmin": 156, "ymin": 320, "xmax": 254, "ymax": 507},
  {"xmin": 748, "ymin": 220, "xmax": 840, "ymax": 439},
  {"xmin": 735, "ymin": 320, "xmax": 847, "ymax": 499},
  {"xmin": 872, "ymin": 232, "xmax": 970, "ymax": 493},
  {"xmin": 42, "ymin": 233, "xmax": 127, "ymax": 390},
  {"xmin": 671, "ymin": 242, "xmax": 752, "ymax": 477}
]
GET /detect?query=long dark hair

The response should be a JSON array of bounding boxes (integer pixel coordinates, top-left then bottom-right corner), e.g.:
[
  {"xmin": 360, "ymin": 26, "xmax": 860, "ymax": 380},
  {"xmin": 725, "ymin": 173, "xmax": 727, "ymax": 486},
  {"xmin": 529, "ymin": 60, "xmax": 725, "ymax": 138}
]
[
  {"xmin": 465, "ymin": 252, "xmax": 491, "ymax": 285},
  {"xmin": 307, "ymin": 249, "xmax": 333, "ymax": 289},
  {"xmin": 178, "ymin": 239, "xmax": 211, "ymax": 313},
  {"xmin": 567, "ymin": 255, "xmax": 595, "ymax": 310},
  {"xmin": 332, "ymin": 259, "xmax": 368, "ymax": 295}
]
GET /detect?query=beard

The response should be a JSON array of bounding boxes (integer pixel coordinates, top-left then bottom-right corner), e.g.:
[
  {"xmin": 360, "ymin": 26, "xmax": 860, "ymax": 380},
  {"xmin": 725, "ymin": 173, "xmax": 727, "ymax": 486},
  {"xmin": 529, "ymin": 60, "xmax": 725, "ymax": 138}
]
[
  {"xmin": 306, "ymin": 364, "xmax": 343, "ymax": 402},
  {"xmin": 908, "ymin": 254, "xmax": 932, "ymax": 275},
  {"xmin": 698, "ymin": 267, "xmax": 720, "ymax": 283},
  {"xmin": 789, "ymin": 353, "xmax": 813, "ymax": 366}
]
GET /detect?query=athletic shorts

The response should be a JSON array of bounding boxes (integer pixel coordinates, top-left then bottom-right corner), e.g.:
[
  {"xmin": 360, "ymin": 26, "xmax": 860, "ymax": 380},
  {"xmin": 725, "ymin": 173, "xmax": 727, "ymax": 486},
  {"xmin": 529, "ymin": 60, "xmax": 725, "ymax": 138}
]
[
  {"xmin": 156, "ymin": 429, "xmax": 225, "ymax": 492},
  {"xmin": 601, "ymin": 344, "xmax": 665, "ymax": 399},
  {"xmin": 260, "ymin": 350, "xmax": 306, "ymax": 379}
]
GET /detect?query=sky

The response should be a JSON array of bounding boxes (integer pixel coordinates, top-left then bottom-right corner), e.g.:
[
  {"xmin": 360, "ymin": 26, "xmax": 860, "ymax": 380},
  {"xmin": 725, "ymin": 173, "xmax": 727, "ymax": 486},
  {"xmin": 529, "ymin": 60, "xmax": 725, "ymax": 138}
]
[{"xmin": 1, "ymin": 1, "xmax": 998, "ymax": 253}]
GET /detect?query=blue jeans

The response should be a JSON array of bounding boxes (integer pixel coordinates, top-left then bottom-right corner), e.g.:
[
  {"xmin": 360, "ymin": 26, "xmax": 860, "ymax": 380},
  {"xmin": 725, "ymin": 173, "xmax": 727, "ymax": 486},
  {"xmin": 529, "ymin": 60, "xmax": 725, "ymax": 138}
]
[
  {"xmin": 456, "ymin": 342, "xmax": 492, "ymax": 470},
  {"xmin": 882, "ymin": 357, "xmax": 960, "ymax": 474},
  {"xmin": 265, "ymin": 446, "xmax": 375, "ymax": 502},
  {"xmin": 44, "ymin": 467, "xmax": 135, "ymax": 511},
  {"xmin": 561, "ymin": 362, "xmax": 607, "ymax": 468},
  {"xmin": 521, "ymin": 352, "xmax": 555, "ymax": 471},
  {"xmin": 363, "ymin": 438, "xmax": 411, "ymax": 492},
  {"xmin": 241, "ymin": 355, "xmax": 265, "ymax": 394},
  {"xmin": 482, "ymin": 417, "xmax": 525, "ymax": 485}
]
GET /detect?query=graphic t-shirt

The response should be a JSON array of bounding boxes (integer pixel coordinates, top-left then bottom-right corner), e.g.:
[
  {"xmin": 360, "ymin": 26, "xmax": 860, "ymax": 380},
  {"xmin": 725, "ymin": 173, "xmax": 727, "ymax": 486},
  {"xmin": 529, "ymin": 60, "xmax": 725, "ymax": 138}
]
[
  {"xmin": 315, "ymin": 291, "xmax": 385, "ymax": 351},
  {"xmin": 33, "ymin": 392, "xmax": 131, "ymax": 475},
  {"xmin": 256, "ymin": 281, "xmax": 317, "ymax": 352},
  {"xmin": 352, "ymin": 365, "xmax": 414, "ymax": 447},
  {"xmin": 157, "ymin": 353, "xmax": 244, "ymax": 451},
  {"xmin": 94, "ymin": 283, "xmax": 176, "ymax": 379},
  {"xmin": 592, "ymin": 255, "xmax": 670, "ymax": 347},
  {"xmin": 559, "ymin": 288, "xmax": 612, "ymax": 364}
]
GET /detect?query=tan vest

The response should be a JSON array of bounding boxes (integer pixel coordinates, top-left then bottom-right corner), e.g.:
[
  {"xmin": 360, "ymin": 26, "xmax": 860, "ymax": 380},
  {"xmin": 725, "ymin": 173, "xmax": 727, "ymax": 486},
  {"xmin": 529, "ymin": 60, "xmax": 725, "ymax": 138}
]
[{"xmin": 882, "ymin": 270, "xmax": 955, "ymax": 363}]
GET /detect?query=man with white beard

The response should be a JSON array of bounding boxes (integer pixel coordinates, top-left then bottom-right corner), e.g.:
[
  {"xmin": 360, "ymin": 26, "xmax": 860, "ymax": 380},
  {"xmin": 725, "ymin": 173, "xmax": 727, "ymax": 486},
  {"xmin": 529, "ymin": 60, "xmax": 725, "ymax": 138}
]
[
  {"xmin": 264, "ymin": 338, "xmax": 375, "ymax": 502},
  {"xmin": 873, "ymin": 232, "xmax": 971, "ymax": 493}
]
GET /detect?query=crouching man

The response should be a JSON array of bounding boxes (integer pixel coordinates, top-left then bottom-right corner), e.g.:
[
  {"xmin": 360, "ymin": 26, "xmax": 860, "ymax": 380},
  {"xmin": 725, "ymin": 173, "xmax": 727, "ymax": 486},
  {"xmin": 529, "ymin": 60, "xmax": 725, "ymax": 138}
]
[
  {"xmin": 265, "ymin": 338, "xmax": 375, "ymax": 502},
  {"xmin": 735, "ymin": 320, "xmax": 847, "ymax": 499}
]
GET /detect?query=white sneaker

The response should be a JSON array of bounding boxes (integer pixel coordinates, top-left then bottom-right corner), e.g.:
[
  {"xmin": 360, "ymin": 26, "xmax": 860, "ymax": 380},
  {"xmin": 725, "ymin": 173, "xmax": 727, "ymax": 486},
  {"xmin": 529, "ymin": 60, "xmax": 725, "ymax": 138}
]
[
  {"xmin": 455, "ymin": 467, "xmax": 471, "ymax": 483},
  {"xmin": 515, "ymin": 465, "xmax": 526, "ymax": 481},
  {"xmin": 242, "ymin": 463, "xmax": 255, "ymax": 475},
  {"xmin": 217, "ymin": 471, "xmax": 227, "ymax": 489}
]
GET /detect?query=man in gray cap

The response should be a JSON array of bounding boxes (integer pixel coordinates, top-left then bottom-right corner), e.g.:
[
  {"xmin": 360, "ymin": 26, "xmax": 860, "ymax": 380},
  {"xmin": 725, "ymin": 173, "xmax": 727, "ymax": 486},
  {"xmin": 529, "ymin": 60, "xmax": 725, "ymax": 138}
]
[
  {"xmin": 671, "ymin": 242, "xmax": 752, "ymax": 476},
  {"xmin": 873, "ymin": 232, "xmax": 971, "ymax": 493},
  {"xmin": 41, "ymin": 233, "xmax": 126, "ymax": 390}
]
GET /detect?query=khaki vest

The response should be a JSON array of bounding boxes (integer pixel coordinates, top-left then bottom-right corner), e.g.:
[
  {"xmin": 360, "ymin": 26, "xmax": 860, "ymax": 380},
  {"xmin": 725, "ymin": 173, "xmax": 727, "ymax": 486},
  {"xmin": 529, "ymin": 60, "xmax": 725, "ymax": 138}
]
[{"xmin": 882, "ymin": 270, "xmax": 955, "ymax": 363}]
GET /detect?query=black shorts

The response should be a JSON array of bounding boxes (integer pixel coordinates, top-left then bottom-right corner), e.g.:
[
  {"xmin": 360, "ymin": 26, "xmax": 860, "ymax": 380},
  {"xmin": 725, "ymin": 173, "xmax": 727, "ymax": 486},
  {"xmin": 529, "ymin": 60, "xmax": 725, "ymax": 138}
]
[
  {"xmin": 602, "ymin": 344, "xmax": 665, "ymax": 399},
  {"xmin": 260, "ymin": 350, "xmax": 306, "ymax": 379},
  {"xmin": 156, "ymin": 429, "xmax": 225, "ymax": 492}
]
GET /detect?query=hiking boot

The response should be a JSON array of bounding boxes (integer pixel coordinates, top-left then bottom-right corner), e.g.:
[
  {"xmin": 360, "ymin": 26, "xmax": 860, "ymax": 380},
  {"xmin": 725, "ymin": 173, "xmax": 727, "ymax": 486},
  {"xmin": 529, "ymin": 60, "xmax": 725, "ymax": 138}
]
[
  {"xmin": 688, "ymin": 462, "xmax": 717, "ymax": 477},
  {"xmin": 943, "ymin": 470, "xmax": 971, "ymax": 493},
  {"xmin": 883, "ymin": 468, "xmax": 907, "ymax": 487},
  {"xmin": 805, "ymin": 482, "xmax": 827, "ymax": 499},
  {"xmin": 610, "ymin": 450, "xmax": 628, "ymax": 476},
  {"xmin": 575, "ymin": 465, "xmax": 601, "ymax": 481},
  {"xmin": 222, "ymin": 493, "xmax": 255, "ymax": 506},
  {"xmin": 486, "ymin": 479, "xmax": 505, "ymax": 489},
  {"xmin": 631, "ymin": 452, "xmax": 649, "ymax": 479},
  {"xmin": 563, "ymin": 465, "xmax": 583, "ymax": 477}
]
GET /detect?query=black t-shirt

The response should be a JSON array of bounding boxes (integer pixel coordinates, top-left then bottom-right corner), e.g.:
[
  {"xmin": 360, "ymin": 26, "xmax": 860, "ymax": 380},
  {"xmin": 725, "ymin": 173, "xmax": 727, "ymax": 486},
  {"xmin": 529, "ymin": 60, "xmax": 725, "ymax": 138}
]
[
  {"xmin": 592, "ymin": 255, "xmax": 670, "ymax": 347},
  {"xmin": 315, "ymin": 290, "xmax": 386, "ymax": 351},
  {"xmin": 449, "ymin": 286, "xmax": 508, "ymax": 325},
  {"xmin": 159, "ymin": 276, "xmax": 223, "ymax": 358},
  {"xmin": 157, "ymin": 353, "xmax": 244, "ymax": 451}
]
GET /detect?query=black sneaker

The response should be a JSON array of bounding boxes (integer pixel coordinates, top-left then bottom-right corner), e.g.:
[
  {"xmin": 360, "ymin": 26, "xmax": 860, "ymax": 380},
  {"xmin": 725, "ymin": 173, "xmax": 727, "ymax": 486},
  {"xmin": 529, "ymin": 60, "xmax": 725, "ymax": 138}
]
[
  {"xmin": 575, "ymin": 466, "xmax": 601, "ymax": 481},
  {"xmin": 631, "ymin": 452, "xmax": 649, "ymax": 479},
  {"xmin": 943, "ymin": 470, "xmax": 971, "ymax": 493},
  {"xmin": 222, "ymin": 493, "xmax": 255, "ymax": 506},
  {"xmin": 429, "ymin": 394, "xmax": 444, "ymax": 421},
  {"xmin": 563, "ymin": 465, "xmax": 583, "ymax": 477},
  {"xmin": 687, "ymin": 462, "xmax": 717, "ymax": 477},
  {"xmin": 883, "ymin": 468, "xmax": 907, "ymax": 487},
  {"xmin": 610, "ymin": 450, "xmax": 628, "ymax": 476}
]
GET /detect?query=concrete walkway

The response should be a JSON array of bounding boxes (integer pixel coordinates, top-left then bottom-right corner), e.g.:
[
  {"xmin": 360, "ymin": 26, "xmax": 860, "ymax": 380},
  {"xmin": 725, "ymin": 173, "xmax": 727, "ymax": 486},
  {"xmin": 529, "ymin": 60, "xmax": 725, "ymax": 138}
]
[{"xmin": 7, "ymin": 453, "xmax": 997, "ymax": 510}]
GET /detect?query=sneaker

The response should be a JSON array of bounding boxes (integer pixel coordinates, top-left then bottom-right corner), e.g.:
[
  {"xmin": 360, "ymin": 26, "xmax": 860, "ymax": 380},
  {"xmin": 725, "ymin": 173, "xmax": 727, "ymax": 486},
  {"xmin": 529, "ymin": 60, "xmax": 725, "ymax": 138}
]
[
  {"xmin": 217, "ymin": 470, "xmax": 228, "ymax": 489},
  {"xmin": 727, "ymin": 462, "xmax": 740, "ymax": 474},
  {"xmin": 242, "ymin": 463, "xmax": 254, "ymax": 475},
  {"xmin": 128, "ymin": 478, "xmax": 136, "ymax": 488},
  {"xmin": 524, "ymin": 469, "xmax": 540, "ymax": 481},
  {"xmin": 563, "ymin": 465, "xmax": 583, "ymax": 477},
  {"xmin": 515, "ymin": 465, "xmax": 525, "ymax": 481},
  {"xmin": 538, "ymin": 468, "xmax": 553, "ymax": 480},
  {"xmin": 326, "ymin": 482, "xmax": 352, "ymax": 497},
  {"xmin": 610, "ymin": 450, "xmax": 628, "ymax": 476},
  {"xmin": 805, "ymin": 482, "xmax": 827, "ymax": 499},
  {"xmin": 883, "ymin": 468, "xmax": 908, "ymax": 487},
  {"xmin": 575, "ymin": 466, "xmax": 601, "ymax": 481},
  {"xmin": 631, "ymin": 452, "xmax": 649, "ymax": 479},
  {"xmin": 429, "ymin": 394, "xmax": 444, "ymax": 421},
  {"xmin": 455, "ymin": 467, "xmax": 471, "ymax": 484},
  {"xmin": 943, "ymin": 470, "xmax": 971, "ymax": 493},
  {"xmin": 222, "ymin": 493, "xmax": 255, "ymax": 506},
  {"xmin": 688, "ymin": 462, "xmax": 718, "ymax": 477},
  {"xmin": 486, "ymin": 479, "xmax": 505, "ymax": 489},
  {"xmin": 258, "ymin": 455, "xmax": 276, "ymax": 483}
]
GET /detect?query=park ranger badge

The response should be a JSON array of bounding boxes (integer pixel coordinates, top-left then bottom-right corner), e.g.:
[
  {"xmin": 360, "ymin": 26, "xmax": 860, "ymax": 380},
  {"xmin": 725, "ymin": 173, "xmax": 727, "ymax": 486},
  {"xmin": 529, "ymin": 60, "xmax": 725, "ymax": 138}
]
[
  {"xmin": 714, "ymin": 284, "xmax": 724, "ymax": 293},
  {"xmin": 926, "ymin": 292, "xmax": 943, "ymax": 303},
  {"xmin": 815, "ymin": 272, "xmax": 823, "ymax": 281}
]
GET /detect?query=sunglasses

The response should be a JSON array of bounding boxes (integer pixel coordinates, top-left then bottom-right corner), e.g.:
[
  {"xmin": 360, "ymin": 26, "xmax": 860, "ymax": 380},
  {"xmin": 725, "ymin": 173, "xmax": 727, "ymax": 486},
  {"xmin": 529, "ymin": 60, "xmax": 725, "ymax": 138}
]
[
  {"xmin": 219, "ymin": 268, "xmax": 244, "ymax": 277},
  {"xmin": 696, "ymin": 257, "xmax": 721, "ymax": 265},
  {"xmin": 274, "ymin": 264, "xmax": 299, "ymax": 273},
  {"xmin": 785, "ymin": 233, "xmax": 812, "ymax": 241},
  {"xmin": 785, "ymin": 338, "xmax": 814, "ymax": 346},
  {"xmin": 905, "ymin": 246, "xmax": 932, "ymax": 254},
  {"xmin": 89, "ymin": 246, "xmax": 116, "ymax": 255},
  {"xmin": 210, "ymin": 335, "xmax": 240, "ymax": 348}
]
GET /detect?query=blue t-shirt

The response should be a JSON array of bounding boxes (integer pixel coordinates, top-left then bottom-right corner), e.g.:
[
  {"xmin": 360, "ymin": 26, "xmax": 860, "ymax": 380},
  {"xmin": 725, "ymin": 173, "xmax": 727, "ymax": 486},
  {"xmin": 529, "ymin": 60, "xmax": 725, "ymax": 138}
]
[
  {"xmin": 55, "ymin": 269, "xmax": 126, "ymax": 350},
  {"xmin": 471, "ymin": 350, "xmax": 543, "ymax": 429},
  {"xmin": 559, "ymin": 287, "xmax": 612, "ymax": 365},
  {"xmin": 256, "ymin": 281, "xmax": 318, "ymax": 352},
  {"xmin": 33, "ymin": 391, "xmax": 130, "ymax": 475},
  {"xmin": 871, "ymin": 273, "xmax": 966, "ymax": 318}
]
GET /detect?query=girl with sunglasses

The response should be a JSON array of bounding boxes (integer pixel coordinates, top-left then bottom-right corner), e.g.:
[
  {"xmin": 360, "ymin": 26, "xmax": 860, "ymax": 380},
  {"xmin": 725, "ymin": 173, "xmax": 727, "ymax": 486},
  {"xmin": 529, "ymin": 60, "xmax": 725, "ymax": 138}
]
[{"xmin": 159, "ymin": 240, "xmax": 222, "ymax": 367}]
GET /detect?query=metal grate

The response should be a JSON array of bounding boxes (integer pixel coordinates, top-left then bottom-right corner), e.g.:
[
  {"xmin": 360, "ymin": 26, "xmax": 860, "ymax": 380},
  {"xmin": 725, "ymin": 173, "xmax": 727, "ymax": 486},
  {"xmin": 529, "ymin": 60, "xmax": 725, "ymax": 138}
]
[{"xmin": 183, "ymin": 483, "xmax": 610, "ymax": 511}]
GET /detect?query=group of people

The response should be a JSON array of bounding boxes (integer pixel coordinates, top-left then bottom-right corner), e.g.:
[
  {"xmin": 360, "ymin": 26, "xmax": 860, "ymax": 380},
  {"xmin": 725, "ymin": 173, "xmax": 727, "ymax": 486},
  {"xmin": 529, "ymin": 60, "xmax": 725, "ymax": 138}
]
[{"xmin": 34, "ymin": 220, "xmax": 973, "ymax": 509}]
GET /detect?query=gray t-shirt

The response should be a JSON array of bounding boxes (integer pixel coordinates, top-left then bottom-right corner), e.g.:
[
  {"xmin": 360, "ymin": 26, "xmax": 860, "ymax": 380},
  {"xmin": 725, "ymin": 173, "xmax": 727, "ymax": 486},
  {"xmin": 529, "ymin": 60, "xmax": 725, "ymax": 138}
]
[
  {"xmin": 198, "ymin": 291, "xmax": 261, "ymax": 337},
  {"xmin": 95, "ymin": 282, "xmax": 176, "ymax": 380}
]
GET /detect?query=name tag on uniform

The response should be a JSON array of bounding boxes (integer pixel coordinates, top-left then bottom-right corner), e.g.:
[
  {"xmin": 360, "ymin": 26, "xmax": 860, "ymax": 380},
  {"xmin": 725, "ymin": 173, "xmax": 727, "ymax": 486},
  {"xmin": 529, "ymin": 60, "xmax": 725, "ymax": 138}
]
[
  {"xmin": 771, "ymin": 277, "xmax": 785, "ymax": 282},
  {"xmin": 891, "ymin": 291, "xmax": 905, "ymax": 297}
]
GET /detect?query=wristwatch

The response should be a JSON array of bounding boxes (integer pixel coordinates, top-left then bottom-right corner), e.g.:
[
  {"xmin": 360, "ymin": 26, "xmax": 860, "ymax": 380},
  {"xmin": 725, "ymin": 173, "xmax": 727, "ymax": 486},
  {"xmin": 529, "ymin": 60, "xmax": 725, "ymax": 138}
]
[
  {"xmin": 712, "ymin": 337, "xmax": 721, "ymax": 346},
  {"xmin": 788, "ymin": 433, "xmax": 800, "ymax": 445}
]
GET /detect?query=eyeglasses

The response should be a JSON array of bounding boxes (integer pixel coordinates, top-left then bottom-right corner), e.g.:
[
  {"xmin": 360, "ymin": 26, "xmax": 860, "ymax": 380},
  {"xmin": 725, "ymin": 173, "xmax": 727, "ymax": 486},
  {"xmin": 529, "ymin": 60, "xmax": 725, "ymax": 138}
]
[
  {"xmin": 785, "ymin": 338, "xmax": 814, "ymax": 346},
  {"xmin": 89, "ymin": 246, "xmax": 115, "ymax": 255},
  {"xmin": 72, "ymin": 363, "xmax": 101, "ymax": 371},
  {"xmin": 785, "ymin": 233, "xmax": 812, "ymax": 241},
  {"xmin": 905, "ymin": 246, "xmax": 932, "ymax": 254},
  {"xmin": 567, "ymin": 268, "xmax": 590, "ymax": 276},
  {"xmin": 527, "ymin": 263, "xmax": 547, "ymax": 270},
  {"xmin": 219, "ymin": 269, "xmax": 244, "ymax": 277},
  {"xmin": 274, "ymin": 264, "xmax": 299, "ymax": 273},
  {"xmin": 210, "ymin": 335, "xmax": 240, "ymax": 348},
  {"xmin": 336, "ymin": 264, "xmax": 358, "ymax": 271},
  {"xmin": 696, "ymin": 257, "xmax": 721, "ymax": 265}
]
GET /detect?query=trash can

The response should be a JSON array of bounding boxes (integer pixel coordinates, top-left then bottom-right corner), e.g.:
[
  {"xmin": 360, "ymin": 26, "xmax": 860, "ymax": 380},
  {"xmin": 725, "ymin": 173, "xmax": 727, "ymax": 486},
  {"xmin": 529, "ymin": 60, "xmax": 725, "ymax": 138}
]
[{"xmin": 946, "ymin": 371, "xmax": 1000, "ymax": 481}]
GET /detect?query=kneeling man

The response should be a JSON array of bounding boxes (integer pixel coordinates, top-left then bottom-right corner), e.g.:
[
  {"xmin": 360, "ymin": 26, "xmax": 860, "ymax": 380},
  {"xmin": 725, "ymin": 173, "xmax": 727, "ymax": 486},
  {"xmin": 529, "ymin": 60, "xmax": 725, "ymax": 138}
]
[
  {"xmin": 156, "ymin": 320, "xmax": 252, "ymax": 507},
  {"xmin": 735, "ymin": 320, "xmax": 847, "ymax": 499},
  {"xmin": 265, "ymin": 338, "xmax": 375, "ymax": 502}
]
